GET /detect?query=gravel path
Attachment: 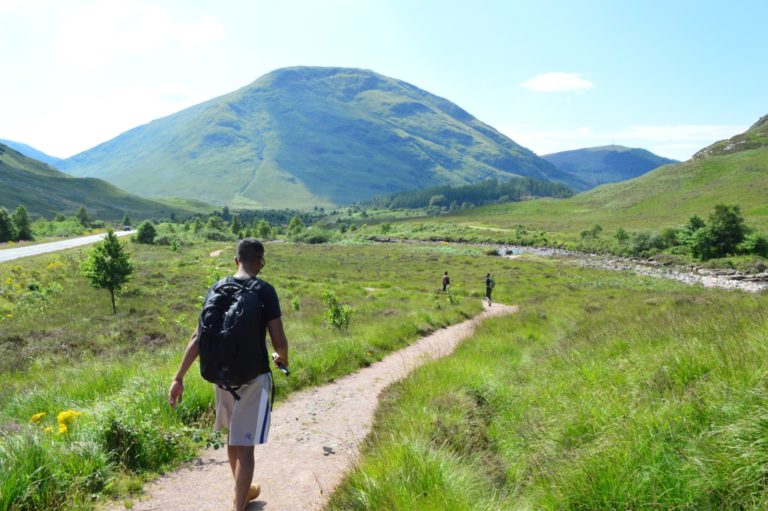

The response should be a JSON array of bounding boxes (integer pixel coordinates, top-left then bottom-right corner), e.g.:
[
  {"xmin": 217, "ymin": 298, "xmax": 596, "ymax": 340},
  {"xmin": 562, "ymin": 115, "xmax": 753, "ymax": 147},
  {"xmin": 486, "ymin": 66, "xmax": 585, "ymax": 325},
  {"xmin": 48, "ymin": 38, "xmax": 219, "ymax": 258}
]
[
  {"xmin": 109, "ymin": 301, "xmax": 517, "ymax": 511},
  {"xmin": 497, "ymin": 245, "xmax": 768, "ymax": 293}
]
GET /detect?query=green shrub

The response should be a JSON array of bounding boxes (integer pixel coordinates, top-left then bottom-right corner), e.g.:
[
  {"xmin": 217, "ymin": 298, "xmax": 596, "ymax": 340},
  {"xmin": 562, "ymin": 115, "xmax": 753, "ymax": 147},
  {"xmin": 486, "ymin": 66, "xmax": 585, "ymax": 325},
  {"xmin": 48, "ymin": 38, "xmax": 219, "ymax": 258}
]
[
  {"xmin": 134, "ymin": 221, "xmax": 156, "ymax": 245},
  {"xmin": 201, "ymin": 229, "xmax": 236, "ymax": 242},
  {"xmin": 738, "ymin": 231, "xmax": 768, "ymax": 257},
  {"xmin": 323, "ymin": 290, "xmax": 352, "ymax": 330}
]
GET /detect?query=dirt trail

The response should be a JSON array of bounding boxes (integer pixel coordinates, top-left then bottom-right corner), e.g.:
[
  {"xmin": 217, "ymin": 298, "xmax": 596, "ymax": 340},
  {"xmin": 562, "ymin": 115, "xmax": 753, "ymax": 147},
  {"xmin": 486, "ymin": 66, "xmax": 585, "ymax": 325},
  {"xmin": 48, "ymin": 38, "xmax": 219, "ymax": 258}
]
[{"xmin": 110, "ymin": 302, "xmax": 517, "ymax": 511}]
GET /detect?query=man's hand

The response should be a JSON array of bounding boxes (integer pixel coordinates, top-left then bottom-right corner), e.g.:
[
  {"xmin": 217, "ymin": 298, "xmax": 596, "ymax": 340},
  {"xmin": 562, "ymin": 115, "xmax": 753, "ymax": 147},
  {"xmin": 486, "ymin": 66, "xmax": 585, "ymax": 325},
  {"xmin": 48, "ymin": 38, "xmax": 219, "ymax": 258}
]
[
  {"xmin": 168, "ymin": 379, "xmax": 184, "ymax": 408},
  {"xmin": 272, "ymin": 351, "xmax": 288, "ymax": 368}
]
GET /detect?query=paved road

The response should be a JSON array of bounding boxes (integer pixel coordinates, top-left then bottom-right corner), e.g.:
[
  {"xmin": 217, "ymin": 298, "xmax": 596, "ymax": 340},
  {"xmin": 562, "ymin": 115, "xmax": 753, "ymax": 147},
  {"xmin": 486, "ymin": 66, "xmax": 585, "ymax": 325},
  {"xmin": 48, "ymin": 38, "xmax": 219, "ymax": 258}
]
[{"xmin": 0, "ymin": 230, "xmax": 135, "ymax": 263}]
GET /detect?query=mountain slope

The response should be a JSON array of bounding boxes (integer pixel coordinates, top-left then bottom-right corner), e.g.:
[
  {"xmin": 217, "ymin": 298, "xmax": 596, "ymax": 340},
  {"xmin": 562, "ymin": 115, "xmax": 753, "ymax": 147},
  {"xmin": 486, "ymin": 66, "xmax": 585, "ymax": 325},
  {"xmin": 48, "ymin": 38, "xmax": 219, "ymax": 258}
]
[
  {"xmin": 0, "ymin": 139, "xmax": 62, "ymax": 167},
  {"xmin": 0, "ymin": 144, "xmax": 204, "ymax": 221},
  {"xmin": 693, "ymin": 114, "xmax": 768, "ymax": 159},
  {"xmin": 420, "ymin": 115, "xmax": 768, "ymax": 234},
  {"xmin": 59, "ymin": 67, "xmax": 566, "ymax": 209},
  {"xmin": 543, "ymin": 145, "xmax": 678, "ymax": 191}
]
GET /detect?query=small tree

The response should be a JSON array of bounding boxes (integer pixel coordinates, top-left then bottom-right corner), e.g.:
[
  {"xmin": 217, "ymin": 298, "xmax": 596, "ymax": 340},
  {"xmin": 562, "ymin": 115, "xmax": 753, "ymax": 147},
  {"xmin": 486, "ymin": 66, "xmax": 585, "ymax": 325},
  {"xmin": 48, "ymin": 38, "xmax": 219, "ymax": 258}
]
[
  {"xmin": 0, "ymin": 208, "xmax": 15, "ymax": 242},
  {"xmin": 135, "ymin": 220, "xmax": 157, "ymax": 244},
  {"xmin": 81, "ymin": 230, "xmax": 133, "ymax": 313},
  {"xmin": 685, "ymin": 215, "xmax": 706, "ymax": 233},
  {"xmin": 255, "ymin": 219, "xmax": 271, "ymax": 239},
  {"xmin": 121, "ymin": 212, "xmax": 132, "ymax": 226},
  {"xmin": 231, "ymin": 214, "xmax": 242, "ymax": 235},
  {"xmin": 76, "ymin": 206, "xmax": 91, "ymax": 227},
  {"xmin": 206, "ymin": 214, "xmax": 226, "ymax": 231},
  {"xmin": 706, "ymin": 204, "xmax": 746, "ymax": 258},
  {"xmin": 11, "ymin": 206, "xmax": 33, "ymax": 241},
  {"xmin": 322, "ymin": 290, "xmax": 352, "ymax": 329},
  {"xmin": 287, "ymin": 215, "xmax": 305, "ymax": 238}
]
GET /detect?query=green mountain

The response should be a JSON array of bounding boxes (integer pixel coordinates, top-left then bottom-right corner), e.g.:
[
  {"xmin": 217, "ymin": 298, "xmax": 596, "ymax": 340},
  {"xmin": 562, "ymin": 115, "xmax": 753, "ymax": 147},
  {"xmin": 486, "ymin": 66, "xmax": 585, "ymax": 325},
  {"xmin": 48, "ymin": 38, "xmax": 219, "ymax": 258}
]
[
  {"xmin": 543, "ymin": 145, "xmax": 678, "ymax": 191},
  {"xmin": 0, "ymin": 138, "xmax": 62, "ymax": 167},
  {"xmin": 59, "ymin": 67, "xmax": 566, "ymax": 210},
  {"xmin": 424, "ymin": 115, "xmax": 768, "ymax": 235},
  {"xmin": 0, "ymin": 143, "xmax": 206, "ymax": 221}
]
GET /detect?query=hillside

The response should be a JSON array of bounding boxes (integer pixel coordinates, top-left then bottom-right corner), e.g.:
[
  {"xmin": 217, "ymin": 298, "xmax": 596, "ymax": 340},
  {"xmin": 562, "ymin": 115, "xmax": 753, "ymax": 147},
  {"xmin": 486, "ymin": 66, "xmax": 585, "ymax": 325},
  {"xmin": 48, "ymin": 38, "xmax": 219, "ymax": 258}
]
[
  {"xmin": 543, "ymin": 145, "xmax": 678, "ymax": 191},
  {"xmin": 694, "ymin": 114, "xmax": 768, "ymax": 159},
  {"xmin": 0, "ymin": 138, "xmax": 62, "ymax": 167},
  {"xmin": 0, "ymin": 143, "xmax": 206, "ymax": 221},
  {"xmin": 59, "ymin": 67, "xmax": 567, "ymax": 209},
  {"xmin": 408, "ymin": 115, "xmax": 768, "ymax": 234}
]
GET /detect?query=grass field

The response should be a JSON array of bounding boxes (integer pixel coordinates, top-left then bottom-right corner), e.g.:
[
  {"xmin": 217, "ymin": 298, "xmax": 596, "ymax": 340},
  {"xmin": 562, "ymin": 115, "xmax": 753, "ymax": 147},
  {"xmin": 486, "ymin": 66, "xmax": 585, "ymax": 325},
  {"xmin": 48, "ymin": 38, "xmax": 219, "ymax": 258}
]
[
  {"xmin": 0, "ymin": 239, "xmax": 489, "ymax": 510},
  {"xmin": 328, "ymin": 256, "xmax": 768, "ymax": 510},
  {"xmin": 3, "ymin": 238, "xmax": 768, "ymax": 510}
]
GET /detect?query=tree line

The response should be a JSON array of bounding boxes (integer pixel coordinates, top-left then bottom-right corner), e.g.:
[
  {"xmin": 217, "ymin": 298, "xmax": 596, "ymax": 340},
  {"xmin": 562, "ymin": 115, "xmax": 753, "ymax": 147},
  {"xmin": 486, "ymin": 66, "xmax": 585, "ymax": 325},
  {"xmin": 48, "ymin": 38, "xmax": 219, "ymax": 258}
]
[
  {"xmin": 360, "ymin": 177, "xmax": 574, "ymax": 210},
  {"xmin": 0, "ymin": 206, "xmax": 33, "ymax": 242}
]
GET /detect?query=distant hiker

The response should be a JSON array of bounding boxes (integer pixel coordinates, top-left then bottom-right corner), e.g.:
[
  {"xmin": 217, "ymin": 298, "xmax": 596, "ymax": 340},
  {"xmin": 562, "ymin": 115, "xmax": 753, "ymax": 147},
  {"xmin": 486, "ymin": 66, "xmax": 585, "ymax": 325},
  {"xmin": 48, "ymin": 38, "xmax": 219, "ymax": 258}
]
[
  {"xmin": 168, "ymin": 238, "xmax": 289, "ymax": 511},
  {"xmin": 485, "ymin": 272, "xmax": 495, "ymax": 306},
  {"xmin": 441, "ymin": 271, "xmax": 450, "ymax": 292}
]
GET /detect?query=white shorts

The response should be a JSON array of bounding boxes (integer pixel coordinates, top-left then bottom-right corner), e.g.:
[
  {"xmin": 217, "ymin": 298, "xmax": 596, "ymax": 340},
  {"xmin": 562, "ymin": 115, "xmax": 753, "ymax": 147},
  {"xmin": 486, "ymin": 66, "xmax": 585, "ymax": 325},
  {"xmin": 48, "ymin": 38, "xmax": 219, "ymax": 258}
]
[{"xmin": 214, "ymin": 373, "xmax": 272, "ymax": 446}]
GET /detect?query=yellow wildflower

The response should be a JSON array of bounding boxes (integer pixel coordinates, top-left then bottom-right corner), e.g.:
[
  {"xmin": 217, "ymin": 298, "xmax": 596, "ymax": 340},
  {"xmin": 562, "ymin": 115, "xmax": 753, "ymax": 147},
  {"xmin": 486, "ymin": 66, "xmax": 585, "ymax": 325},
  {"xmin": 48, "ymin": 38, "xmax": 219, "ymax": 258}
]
[
  {"xmin": 30, "ymin": 412, "xmax": 46, "ymax": 424},
  {"xmin": 59, "ymin": 424, "xmax": 68, "ymax": 434},
  {"xmin": 56, "ymin": 409, "xmax": 83, "ymax": 427},
  {"xmin": 43, "ymin": 426, "xmax": 53, "ymax": 433}
]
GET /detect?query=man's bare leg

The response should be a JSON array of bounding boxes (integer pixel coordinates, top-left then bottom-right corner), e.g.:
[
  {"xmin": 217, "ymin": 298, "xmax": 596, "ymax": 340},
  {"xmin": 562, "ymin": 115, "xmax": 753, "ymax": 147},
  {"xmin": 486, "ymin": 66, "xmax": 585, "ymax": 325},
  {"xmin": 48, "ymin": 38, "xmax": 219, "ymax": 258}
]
[
  {"xmin": 227, "ymin": 443, "xmax": 238, "ymax": 477},
  {"xmin": 230, "ymin": 445, "xmax": 255, "ymax": 511}
]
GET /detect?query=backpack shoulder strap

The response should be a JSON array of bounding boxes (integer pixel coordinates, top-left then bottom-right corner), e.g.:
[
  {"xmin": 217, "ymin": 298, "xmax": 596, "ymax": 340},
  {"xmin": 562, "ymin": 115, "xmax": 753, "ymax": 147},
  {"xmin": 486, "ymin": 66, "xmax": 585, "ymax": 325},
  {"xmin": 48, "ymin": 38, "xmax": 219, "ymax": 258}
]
[{"xmin": 244, "ymin": 277, "xmax": 261, "ymax": 291}]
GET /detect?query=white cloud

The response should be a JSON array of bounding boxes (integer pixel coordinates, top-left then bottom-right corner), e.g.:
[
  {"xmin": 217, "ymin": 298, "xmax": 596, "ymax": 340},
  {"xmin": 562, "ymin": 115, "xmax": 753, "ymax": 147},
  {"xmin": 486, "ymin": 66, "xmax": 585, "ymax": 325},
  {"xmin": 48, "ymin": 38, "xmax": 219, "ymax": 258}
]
[
  {"xmin": 521, "ymin": 72, "xmax": 594, "ymax": 93},
  {"xmin": 498, "ymin": 123, "xmax": 747, "ymax": 161},
  {"xmin": 55, "ymin": 0, "xmax": 226, "ymax": 68}
]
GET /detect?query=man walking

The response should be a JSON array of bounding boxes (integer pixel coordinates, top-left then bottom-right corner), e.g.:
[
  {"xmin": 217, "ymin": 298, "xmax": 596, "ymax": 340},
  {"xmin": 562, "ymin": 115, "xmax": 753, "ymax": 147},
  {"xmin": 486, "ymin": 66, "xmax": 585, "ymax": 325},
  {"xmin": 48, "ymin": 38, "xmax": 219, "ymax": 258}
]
[
  {"xmin": 441, "ymin": 271, "xmax": 450, "ymax": 292},
  {"xmin": 168, "ymin": 238, "xmax": 289, "ymax": 511},
  {"xmin": 485, "ymin": 272, "xmax": 495, "ymax": 306}
]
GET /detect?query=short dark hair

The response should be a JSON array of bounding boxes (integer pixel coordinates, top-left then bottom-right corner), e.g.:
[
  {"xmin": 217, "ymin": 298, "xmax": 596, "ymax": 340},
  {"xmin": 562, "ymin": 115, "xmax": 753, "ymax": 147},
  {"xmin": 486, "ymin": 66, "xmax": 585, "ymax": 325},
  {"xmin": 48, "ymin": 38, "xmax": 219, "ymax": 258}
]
[{"xmin": 237, "ymin": 238, "xmax": 264, "ymax": 265}]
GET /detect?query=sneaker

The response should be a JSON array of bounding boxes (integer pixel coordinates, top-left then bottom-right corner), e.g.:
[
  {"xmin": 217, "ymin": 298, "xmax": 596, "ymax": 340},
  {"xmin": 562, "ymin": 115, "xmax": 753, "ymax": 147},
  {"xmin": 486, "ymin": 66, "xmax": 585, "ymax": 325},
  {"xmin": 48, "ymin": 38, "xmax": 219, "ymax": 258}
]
[{"xmin": 247, "ymin": 483, "xmax": 261, "ymax": 501}]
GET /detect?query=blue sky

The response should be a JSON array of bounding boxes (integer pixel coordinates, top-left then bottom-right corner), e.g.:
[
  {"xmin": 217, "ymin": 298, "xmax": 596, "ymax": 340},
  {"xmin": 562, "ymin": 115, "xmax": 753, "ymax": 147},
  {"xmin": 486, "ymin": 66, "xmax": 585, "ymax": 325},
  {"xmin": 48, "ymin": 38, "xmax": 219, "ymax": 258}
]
[{"xmin": 1, "ymin": 0, "xmax": 766, "ymax": 160}]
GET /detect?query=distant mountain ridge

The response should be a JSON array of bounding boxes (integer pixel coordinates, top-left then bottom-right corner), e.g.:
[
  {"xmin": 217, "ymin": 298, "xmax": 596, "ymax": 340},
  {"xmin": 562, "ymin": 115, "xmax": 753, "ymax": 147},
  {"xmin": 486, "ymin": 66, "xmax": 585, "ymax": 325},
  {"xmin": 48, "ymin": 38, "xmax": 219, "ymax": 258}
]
[
  {"xmin": 543, "ymin": 145, "xmax": 678, "ymax": 191},
  {"xmin": 0, "ymin": 139, "xmax": 61, "ymax": 167},
  {"xmin": 59, "ymin": 66, "xmax": 568, "ymax": 209},
  {"xmin": 0, "ymin": 143, "xmax": 203, "ymax": 221}
]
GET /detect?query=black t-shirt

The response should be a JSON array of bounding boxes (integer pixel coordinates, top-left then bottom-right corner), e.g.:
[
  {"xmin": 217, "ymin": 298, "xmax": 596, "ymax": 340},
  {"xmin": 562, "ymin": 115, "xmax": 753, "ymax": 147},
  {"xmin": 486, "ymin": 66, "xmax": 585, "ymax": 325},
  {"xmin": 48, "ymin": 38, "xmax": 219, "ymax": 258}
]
[{"xmin": 202, "ymin": 276, "xmax": 281, "ymax": 374}]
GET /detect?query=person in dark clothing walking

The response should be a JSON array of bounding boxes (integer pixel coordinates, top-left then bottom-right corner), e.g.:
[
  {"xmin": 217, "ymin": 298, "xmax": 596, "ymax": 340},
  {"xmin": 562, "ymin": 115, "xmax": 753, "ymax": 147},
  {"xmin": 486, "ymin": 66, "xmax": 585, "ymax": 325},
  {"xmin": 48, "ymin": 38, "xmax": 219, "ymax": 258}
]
[
  {"xmin": 169, "ymin": 238, "xmax": 289, "ymax": 511},
  {"xmin": 485, "ymin": 272, "xmax": 495, "ymax": 306},
  {"xmin": 441, "ymin": 271, "xmax": 450, "ymax": 292}
]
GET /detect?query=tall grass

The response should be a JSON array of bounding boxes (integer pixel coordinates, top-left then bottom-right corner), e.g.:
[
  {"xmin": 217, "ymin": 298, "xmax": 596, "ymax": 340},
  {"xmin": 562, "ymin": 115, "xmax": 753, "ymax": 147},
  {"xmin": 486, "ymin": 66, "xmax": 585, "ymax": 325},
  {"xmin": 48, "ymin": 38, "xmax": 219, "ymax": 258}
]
[
  {"xmin": 0, "ymin": 240, "xmax": 491, "ymax": 509},
  {"xmin": 328, "ymin": 257, "xmax": 768, "ymax": 510}
]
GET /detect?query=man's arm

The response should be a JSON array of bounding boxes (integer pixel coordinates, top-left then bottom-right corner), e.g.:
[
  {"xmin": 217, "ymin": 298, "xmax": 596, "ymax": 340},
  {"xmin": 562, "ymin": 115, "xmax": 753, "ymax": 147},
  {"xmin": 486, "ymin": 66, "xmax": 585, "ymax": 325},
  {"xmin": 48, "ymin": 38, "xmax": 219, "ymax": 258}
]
[
  {"xmin": 168, "ymin": 326, "xmax": 200, "ymax": 408},
  {"xmin": 266, "ymin": 317, "xmax": 289, "ymax": 368}
]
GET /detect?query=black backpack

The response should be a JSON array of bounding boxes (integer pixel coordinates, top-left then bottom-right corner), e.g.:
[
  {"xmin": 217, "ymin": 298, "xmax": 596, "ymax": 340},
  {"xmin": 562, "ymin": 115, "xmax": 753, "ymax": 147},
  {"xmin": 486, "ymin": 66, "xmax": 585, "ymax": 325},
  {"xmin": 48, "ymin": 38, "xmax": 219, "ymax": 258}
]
[{"xmin": 198, "ymin": 277, "xmax": 268, "ymax": 400}]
